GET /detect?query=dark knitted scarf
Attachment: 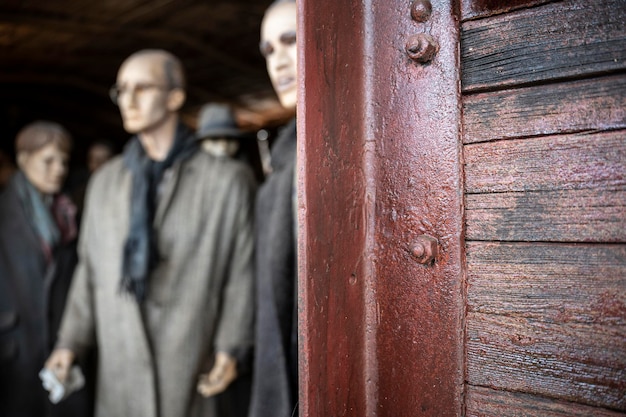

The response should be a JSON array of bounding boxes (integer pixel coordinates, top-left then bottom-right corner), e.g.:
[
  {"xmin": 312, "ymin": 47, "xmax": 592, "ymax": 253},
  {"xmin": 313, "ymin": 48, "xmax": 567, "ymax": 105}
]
[{"xmin": 120, "ymin": 123, "xmax": 198, "ymax": 302}]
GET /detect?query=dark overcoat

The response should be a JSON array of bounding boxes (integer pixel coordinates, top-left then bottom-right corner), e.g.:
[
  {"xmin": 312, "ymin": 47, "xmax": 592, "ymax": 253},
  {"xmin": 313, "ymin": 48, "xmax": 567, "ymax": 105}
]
[
  {"xmin": 250, "ymin": 119, "xmax": 298, "ymax": 417},
  {"xmin": 0, "ymin": 175, "xmax": 93, "ymax": 417},
  {"xmin": 57, "ymin": 143, "xmax": 256, "ymax": 417}
]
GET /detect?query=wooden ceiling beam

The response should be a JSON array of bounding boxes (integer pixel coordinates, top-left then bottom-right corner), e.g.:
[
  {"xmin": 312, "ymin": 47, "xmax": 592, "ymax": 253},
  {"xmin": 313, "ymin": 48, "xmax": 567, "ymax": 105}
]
[
  {"xmin": 0, "ymin": 70, "xmax": 284, "ymax": 130},
  {"xmin": 0, "ymin": 50, "xmax": 122, "ymax": 64},
  {"xmin": 1, "ymin": 92, "xmax": 122, "ymax": 132},
  {"xmin": 0, "ymin": 73, "xmax": 108, "ymax": 96},
  {"xmin": 0, "ymin": 11, "xmax": 256, "ymax": 75},
  {"xmin": 182, "ymin": 85, "xmax": 290, "ymax": 130},
  {"xmin": 113, "ymin": 0, "xmax": 197, "ymax": 25},
  {"xmin": 0, "ymin": 72, "xmax": 243, "ymax": 113}
]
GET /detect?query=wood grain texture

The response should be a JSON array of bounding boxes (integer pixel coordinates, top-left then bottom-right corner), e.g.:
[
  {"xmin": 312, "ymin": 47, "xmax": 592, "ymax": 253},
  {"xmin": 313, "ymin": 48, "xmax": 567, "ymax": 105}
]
[
  {"xmin": 461, "ymin": 0, "xmax": 626, "ymax": 92},
  {"xmin": 465, "ymin": 188, "xmax": 626, "ymax": 242},
  {"xmin": 465, "ymin": 130, "xmax": 626, "ymax": 194},
  {"xmin": 462, "ymin": 75, "xmax": 626, "ymax": 144},
  {"xmin": 461, "ymin": 0, "xmax": 553, "ymax": 21},
  {"xmin": 466, "ymin": 242, "xmax": 626, "ymax": 325},
  {"xmin": 466, "ymin": 386, "xmax": 626, "ymax": 416},
  {"xmin": 466, "ymin": 312, "xmax": 626, "ymax": 410},
  {"xmin": 461, "ymin": 1, "xmax": 626, "ymax": 414}
]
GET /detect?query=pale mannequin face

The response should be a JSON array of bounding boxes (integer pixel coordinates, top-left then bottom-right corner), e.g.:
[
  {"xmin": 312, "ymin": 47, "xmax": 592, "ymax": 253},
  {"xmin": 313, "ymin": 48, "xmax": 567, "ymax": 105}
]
[
  {"xmin": 201, "ymin": 138, "xmax": 240, "ymax": 157},
  {"xmin": 261, "ymin": 2, "xmax": 298, "ymax": 112},
  {"xmin": 115, "ymin": 56, "xmax": 178, "ymax": 134},
  {"xmin": 18, "ymin": 143, "xmax": 69, "ymax": 195}
]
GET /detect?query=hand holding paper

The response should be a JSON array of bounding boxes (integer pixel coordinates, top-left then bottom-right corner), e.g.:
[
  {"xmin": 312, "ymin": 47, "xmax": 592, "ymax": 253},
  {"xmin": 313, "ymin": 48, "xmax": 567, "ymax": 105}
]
[
  {"xmin": 41, "ymin": 348, "xmax": 84, "ymax": 403},
  {"xmin": 39, "ymin": 365, "xmax": 85, "ymax": 404}
]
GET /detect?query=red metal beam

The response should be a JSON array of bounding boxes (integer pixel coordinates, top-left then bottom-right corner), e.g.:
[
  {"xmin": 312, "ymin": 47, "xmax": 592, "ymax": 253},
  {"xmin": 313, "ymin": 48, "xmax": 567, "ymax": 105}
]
[{"xmin": 298, "ymin": 0, "xmax": 464, "ymax": 415}]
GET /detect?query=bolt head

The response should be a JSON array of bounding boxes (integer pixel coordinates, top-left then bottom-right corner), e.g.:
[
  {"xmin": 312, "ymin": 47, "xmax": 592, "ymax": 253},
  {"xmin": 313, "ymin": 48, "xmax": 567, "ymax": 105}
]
[
  {"xmin": 412, "ymin": 243, "xmax": 425, "ymax": 258},
  {"xmin": 411, "ymin": 0, "xmax": 432, "ymax": 22},
  {"xmin": 411, "ymin": 235, "xmax": 438, "ymax": 265},
  {"xmin": 405, "ymin": 33, "xmax": 438, "ymax": 63}
]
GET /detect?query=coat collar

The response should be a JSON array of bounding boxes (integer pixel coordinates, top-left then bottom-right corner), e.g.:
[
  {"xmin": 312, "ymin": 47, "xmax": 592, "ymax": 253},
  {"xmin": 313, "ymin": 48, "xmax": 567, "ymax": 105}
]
[{"xmin": 270, "ymin": 118, "xmax": 296, "ymax": 172}]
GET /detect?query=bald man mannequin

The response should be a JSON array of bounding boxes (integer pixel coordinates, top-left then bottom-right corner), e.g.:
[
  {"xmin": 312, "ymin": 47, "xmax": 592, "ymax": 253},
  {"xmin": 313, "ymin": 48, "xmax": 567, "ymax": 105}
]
[{"xmin": 45, "ymin": 50, "xmax": 255, "ymax": 417}]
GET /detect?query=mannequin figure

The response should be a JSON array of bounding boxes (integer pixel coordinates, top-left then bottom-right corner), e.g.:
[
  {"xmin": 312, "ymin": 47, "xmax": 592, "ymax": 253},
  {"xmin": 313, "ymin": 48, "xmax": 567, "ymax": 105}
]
[
  {"xmin": 86, "ymin": 140, "xmax": 115, "ymax": 173},
  {"xmin": 0, "ymin": 121, "xmax": 93, "ymax": 417},
  {"xmin": 249, "ymin": 1, "xmax": 299, "ymax": 417},
  {"xmin": 45, "ymin": 50, "xmax": 255, "ymax": 417},
  {"xmin": 196, "ymin": 103, "xmax": 244, "ymax": 159},
  {"xmin": 68, "ymin": 139, "xmax": 116, "ymax": 218},
  {"xmin": 196, "ymin": 102, "xmax": 265, "ymax": 185},
  {"xmin": 195, "ymin": 102, "xmax": 256, "ymax": 417}
]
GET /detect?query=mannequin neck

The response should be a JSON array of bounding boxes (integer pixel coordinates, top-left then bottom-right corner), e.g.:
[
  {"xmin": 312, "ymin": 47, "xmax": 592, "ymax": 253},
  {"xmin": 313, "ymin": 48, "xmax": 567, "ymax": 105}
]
[{"xmin": 138, "ymin": 114, "xmax": 179, "ymax": 161}]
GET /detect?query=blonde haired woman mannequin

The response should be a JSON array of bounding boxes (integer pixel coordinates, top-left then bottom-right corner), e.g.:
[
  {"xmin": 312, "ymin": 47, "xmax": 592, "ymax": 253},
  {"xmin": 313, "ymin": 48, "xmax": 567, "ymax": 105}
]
[{"xmin": 0, "ymin": 121, "xmax": 93, "ymax": 417}]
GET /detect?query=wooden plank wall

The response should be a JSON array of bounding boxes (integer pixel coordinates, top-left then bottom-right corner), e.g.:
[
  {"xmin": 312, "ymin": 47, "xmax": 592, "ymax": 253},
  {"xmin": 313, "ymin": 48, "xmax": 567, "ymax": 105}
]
[{"xmin": 460, "ymin": 0, "xmax": 626, "ymax": 415}]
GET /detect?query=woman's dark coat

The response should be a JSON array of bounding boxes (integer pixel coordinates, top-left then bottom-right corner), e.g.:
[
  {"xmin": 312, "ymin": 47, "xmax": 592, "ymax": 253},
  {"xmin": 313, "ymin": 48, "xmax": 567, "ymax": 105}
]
[
  {"xmin": 250, "ymin": 119, "xmax": 298, "ymax": 417},
  {"xmin": 0, "ymin": 175, "xmax": 93, "ymax": 417}
]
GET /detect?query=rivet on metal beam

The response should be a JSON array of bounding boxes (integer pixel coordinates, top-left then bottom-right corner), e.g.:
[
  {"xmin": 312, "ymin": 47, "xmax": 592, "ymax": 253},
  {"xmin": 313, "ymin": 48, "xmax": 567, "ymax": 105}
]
[
  {"xmin": 405, "ymin": 33, "xmax": 438, "ymax": 63},
  {"xmin": 410, "ymin": 234, "xmax": 438, "ymax": 265},
  {"xmin": 411, "ymin": 0, "xmax": 432, "ymax": 22}
]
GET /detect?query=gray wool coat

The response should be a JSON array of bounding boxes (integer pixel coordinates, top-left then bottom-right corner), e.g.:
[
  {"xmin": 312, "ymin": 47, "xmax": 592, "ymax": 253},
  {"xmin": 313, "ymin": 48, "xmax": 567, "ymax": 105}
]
[{"xmin": 57, "ymin": 147, "xmax": 255, "ymax": 417}]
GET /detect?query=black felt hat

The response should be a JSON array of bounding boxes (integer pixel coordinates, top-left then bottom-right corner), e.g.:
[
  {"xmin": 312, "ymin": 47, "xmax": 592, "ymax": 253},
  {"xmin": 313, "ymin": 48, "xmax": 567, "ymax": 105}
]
[{"xmin": 196, "ymin": 103, "xmax": 244, "ymax": 139}]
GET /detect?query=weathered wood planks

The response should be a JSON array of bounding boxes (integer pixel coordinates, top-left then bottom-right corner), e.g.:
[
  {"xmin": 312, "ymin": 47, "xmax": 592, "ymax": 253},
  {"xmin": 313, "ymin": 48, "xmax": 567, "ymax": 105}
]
[
  {"xmin": 467, "ymin": 242, "xmax": 626, "ymax": 325},
  {"xmin": 461, "ymin": 0, "xmax": 626, "ymax": 92},
  {"xmin": 464, "ymin": 129, "xmax": 626, "ymax": 240},
  {"xmin": 466, "ymin": 386, "xmax": 626, "ymax": 416},
  {"xmin": 465, "ymin": 130, "xmax": 626, "ymax": 194},
  {"xmin": 461, "ymin": 0, "xmax": 553, "ymax": 21},
  {"xmin": 462, "ymin": 75, "xmax": 626, "ymax": 144},
  {"xmin": 466, "ymin": 311, "xmax": 626, "ymax": 410},
  {"xmin": 461, "ymin": 0, "xmax": 626, "ymax": 413},
  {"xmin": 465, "ymin": 242, "xmax": 626, "ymax": 410},
  {"xmin": 466, "ymin": 242, "xmax": 626, "ymax": 410},
  {"xmin": 466, "ymin": 188, "xmax": 626, "ymax": 242}
]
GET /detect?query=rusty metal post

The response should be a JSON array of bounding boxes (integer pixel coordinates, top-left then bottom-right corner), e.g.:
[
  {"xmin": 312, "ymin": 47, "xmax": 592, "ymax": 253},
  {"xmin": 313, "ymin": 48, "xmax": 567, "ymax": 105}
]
[{"xmin": 298, "ymin": 0, "xmax": 464, "ymax": 415}]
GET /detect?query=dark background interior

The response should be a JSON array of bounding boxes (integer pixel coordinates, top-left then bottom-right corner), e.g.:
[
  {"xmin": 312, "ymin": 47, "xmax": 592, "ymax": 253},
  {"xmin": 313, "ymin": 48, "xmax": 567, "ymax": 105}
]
[{"xmin": 0, "ymin": 0, "xmax": 292, "ymax": 169}]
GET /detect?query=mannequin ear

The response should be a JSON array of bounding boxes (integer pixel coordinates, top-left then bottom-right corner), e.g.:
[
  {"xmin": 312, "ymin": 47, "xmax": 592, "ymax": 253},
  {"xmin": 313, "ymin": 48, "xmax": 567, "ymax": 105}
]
[{"xmin": 167, "ymin": 88, "xmax": 186, "ymax": 112}]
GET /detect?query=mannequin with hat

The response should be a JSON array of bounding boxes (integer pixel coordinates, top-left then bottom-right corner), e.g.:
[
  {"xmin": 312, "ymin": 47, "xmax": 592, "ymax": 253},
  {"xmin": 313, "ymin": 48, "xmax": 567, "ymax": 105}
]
[
  {"xmin": 195, "ymin": 102, "xmax": 256, "ymax": 417},
  {"xmin": 196, "ymin": 103, "xmax": 244, "ymax": 158}
]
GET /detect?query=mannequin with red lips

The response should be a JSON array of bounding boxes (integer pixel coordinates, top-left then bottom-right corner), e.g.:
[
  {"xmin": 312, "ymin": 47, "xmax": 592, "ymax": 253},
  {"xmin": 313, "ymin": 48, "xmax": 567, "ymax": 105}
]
[
  {"xmin": 249, "ymin": 2, "xmax": 300, "ymax": 417},
  {"xmin": 260, "ymin": 0, "xmax": 298, "ymax": 114}
]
